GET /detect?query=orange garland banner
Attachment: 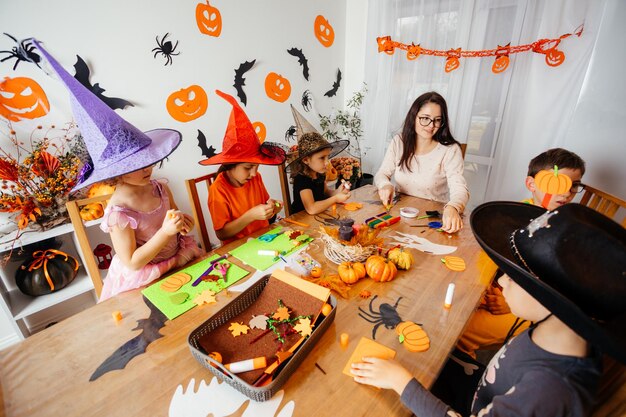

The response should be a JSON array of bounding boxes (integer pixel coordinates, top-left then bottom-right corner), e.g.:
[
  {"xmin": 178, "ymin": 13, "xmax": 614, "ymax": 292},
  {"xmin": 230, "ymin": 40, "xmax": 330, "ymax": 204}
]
[{"xmin": 376, "ymin": 24, "xmax": 583, "ymax": 73}]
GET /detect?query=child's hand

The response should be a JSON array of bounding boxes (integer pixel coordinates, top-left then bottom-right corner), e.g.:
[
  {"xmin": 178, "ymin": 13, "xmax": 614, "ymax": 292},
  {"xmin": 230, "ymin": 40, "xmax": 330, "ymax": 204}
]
[
  {"xmin": 248, "ymin": 203, "xmax": 275, "ymax": 221},
  {"xmin": 334, "ymin": 191, "xmax": 351, "ymax": 204},
  {"xmin": 378, "ymin": 185, "xmax": 394, "ymax": 207},
  {"xmin": 162, "ymin": 209, "xmax": 185, "ymax": 236},
  {"xmin": 340, "ymin": 180, "xmax": 351, "ymax": 193},
  {"xmin": 180, "ymin": 213, "xmax": 195, "ymax": 235},
  {"xmin": 485, "ymin": 286, "xmax": 511, "ymax": 315},
  {"xmin": 267, "ymin": 199, "xmax": 283, "ymax": 215},
  {"xmin": 441, "ymin": 205, "xmax": 463, "ymax": 233},
  {"xmin": 351, "ymin": 357, "xmax": 413, "ymax": 395}
]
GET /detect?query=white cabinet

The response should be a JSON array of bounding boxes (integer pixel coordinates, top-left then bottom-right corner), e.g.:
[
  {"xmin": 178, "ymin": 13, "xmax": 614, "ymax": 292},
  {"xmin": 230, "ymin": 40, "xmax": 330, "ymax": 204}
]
[{"xmin": 0, "ymin": 219, "xmax": 109, "ymax": 340}]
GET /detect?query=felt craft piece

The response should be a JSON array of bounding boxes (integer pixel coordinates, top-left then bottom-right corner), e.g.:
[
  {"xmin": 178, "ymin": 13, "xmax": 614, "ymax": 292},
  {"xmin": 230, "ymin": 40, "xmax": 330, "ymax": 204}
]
[
  {"xmin": 441, "ymin": 256, "xmax": 466, "ymax": 272},
  {"xmin": 323, "ymin": 68, "xmax": 341, "ymax": 97},
  {"xmin": 197, "ymin": 270, "xmax": 330, "ymax": 385},
  {"xmin": 358, "ymin": 295, "xmax": 403, "ymax": 340},
  {"xmin": 0, "ymin": 34, "xmax": 42, "ymax": 70},
  {"xmin": 194, "ymin": 289, "xmax": 217, "ymax": 306},
  {"xmin": 229, "ymin": 322, "xmax": 250, "ymax": 337},
  {"xmin": 378, "ymin": 24, "xmax": 583, "ymax": 72},
  {"xmin": 250, "ymin": 315, "xmax": 269, "ymax": 330},
  {"xmin": 343, "ymin": 202, "xmax": 363, "ymax": 211},
  {"xmin": 252, "ymin": 121, "xmax": 266, "ymax": 143},
  {"xmin": 233, "ymin": 59, "xmax": 256, "ymax": 106},
  {"xmin": 287, "ymin": 48, "xmax": 310, "ymax": 81},
  {"xmin": 160, "ymin": 272, "xmax": 192, "ymax": 292},
  {"xmin": 359, "ymin": 290, "xmax": 372, "ymax": 299},
  {"xmin": 293, "ymin": 318, "xmax": 313, "ymax": 337},
  {"xmin": 169, "ymin": 378, "xmax": 295, "ymax": 417},
  {"xmin": 196, "ymin": 0, "xmax": 222, "ymax": 37},
  {"xmin": 264, "ymin": 72, "xmax": 291, "ymax": 103},
  {"xmin": 273, "ymin": 306, "xmax": 291, "ymax": 321},
  {"xmin": 230, "ymin": 227, "xmax": 312, "ymax": 271},
  {"xmin": 142, "ymin": 254, "xmax": 248, "ymax": 320},
  {"xmin": 0, "ymin": 76, "xmax": 50, "ymax": 121},
  {"xmin": 396, "ymin": 321, "xmax": 430, "ymax": 352},
  {"xmin": 90, "ymin": 296, "xmax": 166, "ymax": 381},
  {"xmin": 314, "ymin": 15, "xmax": 335, "ymax": 48},
  {"xmin": 342, "ymin": 337, "xmax": 396, "ymax": 378},
  {"xmin": 166, "ymin": 85, "xmax": 208, "ymax": 122},
  {"xmin": 390, "ymin": 232, "xmax": 457, "ymax": 255},
  {"xmin": 301, "ymin": 90, "xmax": 313, "ymax": 112},
  {"xmin": 73, "ymin": 55, "xmax": 134, "ymax": 110},
  {"xmin": 196, "ymin": 129, "xmax": 217, "ymax": 158},
  {"xmin": 152, "ymin": 32, "xmax": 180, "ymax": 66},
  {"xmin": 170, "ymin": 292, "xmax": 189, "ymax": 304}
]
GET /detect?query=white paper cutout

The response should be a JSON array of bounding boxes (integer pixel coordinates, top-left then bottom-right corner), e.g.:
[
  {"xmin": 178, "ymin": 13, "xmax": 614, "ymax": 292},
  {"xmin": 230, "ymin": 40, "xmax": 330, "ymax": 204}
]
[
  {"xmin": 169, "ymin": 377, "xmax": 295, "ymax": 417},
  {"xmin": 390, "ymin": 232, "xmax": 457, "ymax": 255}
]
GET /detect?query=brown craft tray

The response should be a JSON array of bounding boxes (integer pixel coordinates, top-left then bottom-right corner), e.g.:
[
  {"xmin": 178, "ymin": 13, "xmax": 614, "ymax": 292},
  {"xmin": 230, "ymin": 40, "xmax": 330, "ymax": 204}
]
[{"xmin": 188, "ymin": 274, "xmax": 337, "ymax": 402}]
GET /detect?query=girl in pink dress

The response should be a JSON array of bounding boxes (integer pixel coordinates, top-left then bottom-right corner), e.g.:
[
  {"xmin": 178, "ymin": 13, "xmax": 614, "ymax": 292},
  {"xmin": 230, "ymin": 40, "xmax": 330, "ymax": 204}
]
[{"xmin": 98, "ymin": 166, "xmax": 204, "ymax": 302}]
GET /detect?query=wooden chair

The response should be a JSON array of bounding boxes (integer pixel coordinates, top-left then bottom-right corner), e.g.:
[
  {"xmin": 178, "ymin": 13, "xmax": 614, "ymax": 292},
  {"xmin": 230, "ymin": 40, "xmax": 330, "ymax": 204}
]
[
  {"xmin": 185, "ymin": 172, "xmax": 218, "ymax": 252},
  {"xmin": 66, "ymin": 194, "xmax": 113, "ymax": 298},
  {"xmin": 459, "ymin": 143, "xmax": 467, "ymax": 159},
  {"xmin": 278, "ymin": 162, "xmax": 292, "ymax": 217},
  {"xmin": 579, "ymin": 184, "xmax": 626, "ymax": 227}
]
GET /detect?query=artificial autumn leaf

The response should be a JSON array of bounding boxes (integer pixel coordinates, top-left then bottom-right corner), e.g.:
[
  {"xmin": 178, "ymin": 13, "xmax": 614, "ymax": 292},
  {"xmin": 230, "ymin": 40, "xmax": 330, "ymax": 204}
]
[
  {"xmin": 272, "ymin": 306, "xmax": 291, "ymax": 321},
  {"xmin": 228, "ymin": 322, "xmax": 250, "ymax": 337},
  {"xmin": 303, "ymin": 273, "xmax": 351, "ymax": 299},
  {"xmin": 293, "ymin": 318, "xmax": 313, "ymax": 337},
  {"xmin": 249, "ymin": 314, "xmax": 269, "ymax": 330},
  {"xmin": 193, "ymin": 289, "xmax": 217, "ymax": 306}
]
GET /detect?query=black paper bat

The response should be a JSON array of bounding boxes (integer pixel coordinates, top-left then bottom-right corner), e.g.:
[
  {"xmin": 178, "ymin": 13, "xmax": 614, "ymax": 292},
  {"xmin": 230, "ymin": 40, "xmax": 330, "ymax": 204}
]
[
  {"xmin": 73, "ymin": 55, "xmax": 134, "ymax": 110},
  {"xmin": 197, "ymin": 129, "xmax": 216, "ymax": 158},
  {"xmin": 90, "ymin": 296, "xmax": 166, "ymax": 381},
  {"xmin": 233, "ymin": 59, "xmax": 256, "ymax": 106},
  {"xmin": 324, "ymin": 68, "xmax": 342, "ymax": 97},
  {"xmin": 287, "ymin": 47, "xmax": 309, "ymax": 81}
]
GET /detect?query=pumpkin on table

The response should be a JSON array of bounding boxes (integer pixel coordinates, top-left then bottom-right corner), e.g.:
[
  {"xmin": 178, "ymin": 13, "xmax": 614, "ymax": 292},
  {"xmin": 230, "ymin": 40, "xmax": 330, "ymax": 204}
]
[
  {"xmin": 387, "ymin": 247, "xmax": 414, "ymax": 270},
  {"xmin": 337, "ymin": 261, "xmax": 366, "ymax": 284},
  {"xmin": 365, "ymin": 255, "xmax": 397, "ymax": 282},
  {"xmin": 15, "ymin": 249, "xmax": 79, "ymax": 296}
]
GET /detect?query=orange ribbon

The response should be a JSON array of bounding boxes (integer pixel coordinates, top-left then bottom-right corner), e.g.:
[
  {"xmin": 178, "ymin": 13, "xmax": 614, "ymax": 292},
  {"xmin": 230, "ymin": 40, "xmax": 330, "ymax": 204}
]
[{"xmin": 23, "ymin": 249, "xmax": 79, "ymax": 291}]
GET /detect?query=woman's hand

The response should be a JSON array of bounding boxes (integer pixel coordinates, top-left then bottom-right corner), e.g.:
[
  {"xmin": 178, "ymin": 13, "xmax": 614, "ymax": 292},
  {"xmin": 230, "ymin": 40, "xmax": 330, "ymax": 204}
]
[
  {"xmin": 351, "ymin": 357, "xmax": 413, "ymax": 395},
  {"xmin": 441, "ymin": 205, "xmax": 463, "ymax": 233},
  {"xmin": 161, "ymin": 209, "xmax": 185, "ymax": 236},
  {"xmin": 378, "ymin": 185, "xmax": 394, "ymax": 207}
]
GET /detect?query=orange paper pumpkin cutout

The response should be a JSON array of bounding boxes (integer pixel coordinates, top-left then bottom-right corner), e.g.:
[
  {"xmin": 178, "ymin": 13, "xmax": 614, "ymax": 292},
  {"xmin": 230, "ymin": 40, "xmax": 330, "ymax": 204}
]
[
  {"xmin": 441, "ymin": 256, "xmax": 466, "ymax": 272},
  {"xmin": 492, "ymin": 56, "xmax": 510, "ymax": 73},
  {"xmin": 196, "ymin": 0, "xmax": 222, "ymax": 37},
  {"xmin": 166, "ymin": 85, "xmax": 208, "ymax": 122},
  {"xmin": 314, "ymin": 15, "xmax": 335, "ymax": 47},
  {"xmin": 545, "ymin": 48, "xmax": 565, "ymax": 67},
  {"xmin": 252, "ymin": 121, "xmax": 266, "ymax": 143},
  {"xmin": 264, "ymin": 73, "xmax": 291, "ymax": 103},
  {"xmin": 407, "ymin": 43, "xmax": 421, "ymax": 60},
  {"xmin": 396, "ymin": 321, "xmax": 430, "ymax": 352},
  {"xmin": 0, "ymin": 77, "xmax": 50, "ymax": 122}
]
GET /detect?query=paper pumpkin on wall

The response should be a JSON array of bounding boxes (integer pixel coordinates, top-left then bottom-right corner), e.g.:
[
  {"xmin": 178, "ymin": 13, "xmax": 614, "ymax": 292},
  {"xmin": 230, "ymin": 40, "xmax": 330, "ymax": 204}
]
[
  {"xmin": 264, "ymin": 72, "xmax": 291, "ymax": 103},
  {"xmin": 534, "ymin": 165, "xmax": 572, "ymax": 208},
  {"xmin": 0, "ymin": 76, "xmax": 50, "ymax": 122},
  {"xmin": 196, "ymin": 0, "xmax": 222, "ymax": 37},
  {"xmin": 314, "ymin": 15, "xmax": 335, "ymax": 47},
  {"xmin": 166, "ymin": 85, "xmax": 208, "ymax": 122},
  {"xmin": 252, "ymin": 121, "xmax": 266, "ymax": 143}
]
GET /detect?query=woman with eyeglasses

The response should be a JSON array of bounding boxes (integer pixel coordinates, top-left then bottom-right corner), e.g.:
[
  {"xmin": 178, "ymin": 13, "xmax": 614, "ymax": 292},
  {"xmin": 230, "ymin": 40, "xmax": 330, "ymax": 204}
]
[{"xmin": 375, "ymin": 91, "xmax": 469, "ymax": 233}]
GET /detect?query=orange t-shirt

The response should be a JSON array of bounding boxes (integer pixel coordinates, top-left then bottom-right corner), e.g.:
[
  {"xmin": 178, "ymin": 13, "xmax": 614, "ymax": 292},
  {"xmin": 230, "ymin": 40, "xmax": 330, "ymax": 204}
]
[{"xmin": 208, "ymin": 172, "xmax": 270, "ymax": 244}]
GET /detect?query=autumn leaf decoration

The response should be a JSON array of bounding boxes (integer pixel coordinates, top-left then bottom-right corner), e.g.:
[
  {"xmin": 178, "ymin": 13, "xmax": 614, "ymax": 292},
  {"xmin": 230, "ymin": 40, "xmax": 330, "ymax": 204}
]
[{"xmin": 228, "ymin": 322, "xmax": 250, "ymax": 337}]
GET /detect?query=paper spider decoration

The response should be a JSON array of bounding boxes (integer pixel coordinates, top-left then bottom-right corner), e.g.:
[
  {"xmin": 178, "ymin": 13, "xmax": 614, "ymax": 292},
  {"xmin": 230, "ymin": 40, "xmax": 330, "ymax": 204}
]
[
  {"xmin": 152, "ymin": 33, "xmax": 180, "ymax": 66},
  {"xmin": 0, "ymin": 34, "xmax": 41, "ymax": 70}
]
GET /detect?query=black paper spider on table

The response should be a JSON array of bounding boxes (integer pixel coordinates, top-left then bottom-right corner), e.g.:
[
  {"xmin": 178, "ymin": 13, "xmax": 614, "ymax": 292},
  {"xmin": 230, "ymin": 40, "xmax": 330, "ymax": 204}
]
[
  {"xmin": 152, "ymin": 32, "xmax": 179, "ymax": 66},
  {"xmin": 0, "ymin": 33, "xmax": 41, "ymax": 70},
  {"xmin": 285, "ymin": 125, "xmax": 297, "ymax": 142},
  {"xmin": 301, "ymin": 90, "xmax": 313, "ymax": 112},
  {"xmin": 358, "ymin": 295, "xmax": 403, "ymax": 340}
]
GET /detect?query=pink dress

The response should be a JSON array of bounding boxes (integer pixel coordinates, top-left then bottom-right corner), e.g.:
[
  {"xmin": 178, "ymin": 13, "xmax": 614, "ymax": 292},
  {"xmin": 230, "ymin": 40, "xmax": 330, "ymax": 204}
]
[{"xmin": 98, "ymin": 180, "xmax": 205, "ymax": 302}]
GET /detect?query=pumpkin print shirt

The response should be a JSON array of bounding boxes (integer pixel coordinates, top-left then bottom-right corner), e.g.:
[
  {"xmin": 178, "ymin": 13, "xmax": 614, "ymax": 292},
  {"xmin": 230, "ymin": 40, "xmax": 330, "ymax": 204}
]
[{"xmin": 400, "ymin": 328, "xmax": 601, "ymax": 416}]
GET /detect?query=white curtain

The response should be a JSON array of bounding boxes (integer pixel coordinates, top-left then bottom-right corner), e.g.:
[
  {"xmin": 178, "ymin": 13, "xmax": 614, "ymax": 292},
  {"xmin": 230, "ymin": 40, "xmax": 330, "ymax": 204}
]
[{"xmin": 361, "ymin": 0, "xmax": 605, "ymax": 208}]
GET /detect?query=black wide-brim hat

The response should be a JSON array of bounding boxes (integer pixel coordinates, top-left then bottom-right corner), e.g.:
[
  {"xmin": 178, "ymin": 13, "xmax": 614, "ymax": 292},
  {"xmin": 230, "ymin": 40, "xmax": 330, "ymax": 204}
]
[{"xmin": 471, "ymin": 202, "xmax": 626, "ymax": 363}]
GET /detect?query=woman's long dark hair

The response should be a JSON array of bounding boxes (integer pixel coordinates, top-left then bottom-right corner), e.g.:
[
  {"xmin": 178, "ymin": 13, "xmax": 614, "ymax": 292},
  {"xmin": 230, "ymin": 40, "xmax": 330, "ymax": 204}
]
[{"xmin": 398, "ymin": 91, "xmax": 460, "ymax": 172}]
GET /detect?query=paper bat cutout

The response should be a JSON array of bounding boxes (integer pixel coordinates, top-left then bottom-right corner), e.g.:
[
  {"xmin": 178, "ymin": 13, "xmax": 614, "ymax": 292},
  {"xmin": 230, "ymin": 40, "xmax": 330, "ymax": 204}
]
[
  {"xmin": 90, "ymin": 296, "xmax": 166, "ymax": 381},
  {"xmin": 197, "ymin": 129, "xmax": 217, "ymax": 158},
  {"xmin": 287, "ymin": 48, "xmax": 309, "ymax": 81},
  {"xmin": 324, "ymin": 68, "xmax": 342, "ymax": 97},
  {"xmin": 73, "ymin": 55, "xmax": 134, "ymax": 110},
  {"xmin": 233, "ymin": 59, "xmax": 256, "ymax": 106}
]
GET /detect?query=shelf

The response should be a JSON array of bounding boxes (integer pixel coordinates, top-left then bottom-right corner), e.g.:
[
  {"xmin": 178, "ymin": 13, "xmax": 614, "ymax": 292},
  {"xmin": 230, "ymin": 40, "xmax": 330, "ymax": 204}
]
[{"xmin": 7, "ymin": 271, "xmax": 94, "ymax": 320}]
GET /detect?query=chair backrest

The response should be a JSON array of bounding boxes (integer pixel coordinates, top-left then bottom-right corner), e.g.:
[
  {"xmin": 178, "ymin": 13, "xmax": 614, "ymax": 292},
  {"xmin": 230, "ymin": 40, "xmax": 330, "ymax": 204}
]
[
  {"xmin": 579, "ymin": 184, "xmax": 626, "ymax": 227},
  {"xmin": 66, "ymin": 193, "xmax": 113, "ymax": 298},
  {"xmin": 278, "ymin": 162, "xmax": 292, "ymax": 217},
  {"xmin": 459, "ymin": 143, "xmax": 467, "ymax": 159},
  {"xmin": 185, "ymin": 172, "xmax": 218, "ymax": 252}
]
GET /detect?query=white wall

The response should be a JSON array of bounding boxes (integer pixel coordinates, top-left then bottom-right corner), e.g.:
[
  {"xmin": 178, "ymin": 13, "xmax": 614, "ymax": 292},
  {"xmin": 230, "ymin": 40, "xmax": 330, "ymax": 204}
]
[{"xmin": 0, "ymin": 0, "xmax": 347, "ymax": 347}]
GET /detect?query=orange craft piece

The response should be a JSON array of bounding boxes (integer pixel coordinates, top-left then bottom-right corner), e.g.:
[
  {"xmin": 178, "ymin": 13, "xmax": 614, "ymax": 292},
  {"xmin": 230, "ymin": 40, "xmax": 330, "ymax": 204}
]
[
  {"xmin": 228, "ymin": 322, "xmax": 250, "ymax": 337},
  {"xmin": 309, "ymin": 267, "xmax": 323, "ymax": 278},
  {"xmin": 166, "ymin": 85, "xmax": 208, "ymax": 122},
  {"xmin": 444, "ymin": 48, "xmax": 462, "ymax": 73},
  {"xmin": 441, "ymin": 256, "xmax": 466, "ymax": 272},
  {"xmin": 252, "ymin": 121, "xmax": 266, "ymax": 143},
  {"xmin": 196, "ymin": 0, "xmax": 222, "ymax": 37},
  {"xmin": 273, "ymin": 306, "xmax": 291, "ymax": 321},
  {"xmin": 407, "ymin": 43, "xmax": 421, "ymax": 60},
  {"xmin": 160, "ymin": 272, "xmax": 192, "ymax": 292},
  {"xmin": 343, "ymin": 202, "xmax": 363, "ymax": 211},
  {"xmin": 321, "ymin": 303, "xmax": 332, "ymax": 316},
  {"xmin": 359, "ymin": 290, "xmax": 372, "ymax": 299},
  {"xmin": 264, "ymin": 72, "xmax": 291, "ymax": 103},
  {"xmin": 193, "ymin": 289, "xmax": 217, "ymax": 306},
  {"xmin": 396, "ymin": 321, "xmax": 430, "ymax": 352},
  {"xmin": 365, "ymin": 255, "xmax": 398, "ymax": 282},
  {"xmin": 0, "ymin": 77, "xmax": 50, "ymax": 122},
  {"xmin": 545, "ymin": 48, "xmax": 565, "ymax": 66},
  {"xmin": 534, "ymin": 165, "xmax": 573, "ymax": 208},
  {"xmin": 112, "ymin": 311, "xmax": 123, "ymax": 324},
  {"xmin": 314, "ymin": 15, "xmax": 335, "ymax": 47}
]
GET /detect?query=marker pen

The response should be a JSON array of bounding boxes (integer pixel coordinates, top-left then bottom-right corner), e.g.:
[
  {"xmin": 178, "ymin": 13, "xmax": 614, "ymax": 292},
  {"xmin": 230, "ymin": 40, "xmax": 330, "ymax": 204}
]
[
  {"xmin": 444, "ymin": 283, "xmax": 455, "ymax": 309},
  {"xmin": 224, "ymin": 356, "xmax": 267, "ymax": 373}
]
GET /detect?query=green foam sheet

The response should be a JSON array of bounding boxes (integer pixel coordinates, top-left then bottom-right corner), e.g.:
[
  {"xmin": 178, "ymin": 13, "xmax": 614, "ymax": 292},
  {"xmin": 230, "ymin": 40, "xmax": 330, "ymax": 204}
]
[{"xmin": 229, "ymin": 227, "xmax": 311, "ymax": 271}]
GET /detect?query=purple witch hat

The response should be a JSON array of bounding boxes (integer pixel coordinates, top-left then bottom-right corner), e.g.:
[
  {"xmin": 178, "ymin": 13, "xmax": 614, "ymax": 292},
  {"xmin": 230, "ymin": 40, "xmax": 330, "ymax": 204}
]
[{"xmin": 33, "ymin": 40, "xmax": 181, "ymax": 190}]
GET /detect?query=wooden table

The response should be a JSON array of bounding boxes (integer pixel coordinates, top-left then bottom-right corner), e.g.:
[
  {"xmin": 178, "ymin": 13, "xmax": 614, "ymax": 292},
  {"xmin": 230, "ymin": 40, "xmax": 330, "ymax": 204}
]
[{"xmin": 0, "ymin": 185, "xmax": 494, "ymax": 417}]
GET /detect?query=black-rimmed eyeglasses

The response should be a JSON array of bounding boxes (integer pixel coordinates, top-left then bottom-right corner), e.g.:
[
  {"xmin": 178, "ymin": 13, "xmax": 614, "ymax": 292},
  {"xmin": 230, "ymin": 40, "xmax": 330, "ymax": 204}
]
[
  {"xmin": 571, "ymin": 183, "xmax": 585, "ymax": 194},
  {"xmin": 418, "ymin": 116, "xmax": 444, "ymax": 128}
]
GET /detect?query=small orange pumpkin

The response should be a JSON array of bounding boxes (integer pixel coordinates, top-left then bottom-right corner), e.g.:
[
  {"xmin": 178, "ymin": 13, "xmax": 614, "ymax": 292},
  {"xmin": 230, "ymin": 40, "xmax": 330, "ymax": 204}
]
[
  {"xmin": 0, "ymin": 77, "xmax": 50, "ymax": 122},
  {"xmin": 545, "ymin": 48, "xmax": 565, "ymax": 67},
  {"xmin": 310, "ymin": 266, "xmax": 323, "ymax": 278},
  {"xmin": 314, "ymin": 15, "xmax": 335, "ymax": 47},
  {"xmin": 166, "ymin": 85, "xmax": 208, "ymax": 122},
  {"xmin": 534, "ymin": 165, "xmax": 572, "ymax": 195},
  {"xmin": 88, "ymin": 182, "xmax": 116, "ymax": 198},
  {"xmin": 80, "ymin": 203, "xmax": 104, "ymax": 221},
  {"xmin": 252, "ymin": 121, "xmax": 266, "ymax": 143},
  {"xmin": 264, "ymin": 73, "xmax": 291, "ymax": 103},
  {"xmin": 365, "ymin": 255, "xmax": 398, "ymax": 282},
  {"xmin": 396, "ymin": 321, "xmax": 430, "ymax": 352},
  {"xmin": 441, "ymin": 256, "xmax": 466, "ymax": 272},
  {"xmin": 338, "ymin": 261, "xmax": 366, "ymax": 284},
  {"xmin": 196, "ymin": 0, "xmax": 222, "ymax": 37}
]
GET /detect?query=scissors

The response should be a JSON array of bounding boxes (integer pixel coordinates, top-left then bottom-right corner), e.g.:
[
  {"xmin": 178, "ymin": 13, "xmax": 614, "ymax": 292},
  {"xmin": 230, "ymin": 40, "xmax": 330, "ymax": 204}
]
[
  {"xmin": 314, "ymin": 212, "xmax": 341, "ymax": 226},
  {"xmin": 411, "ymin": 221, "xmax": 443, "ymax": 229},
  {"xmin": 259, "ymin": 230, "xmax": 284, "ymax": 242}
]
